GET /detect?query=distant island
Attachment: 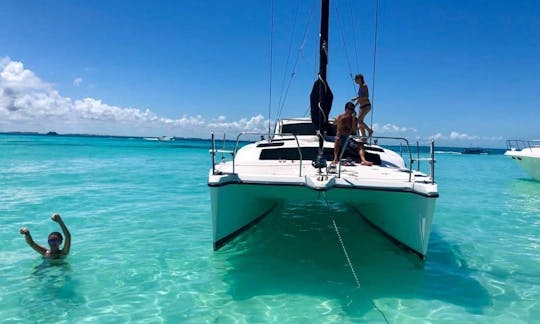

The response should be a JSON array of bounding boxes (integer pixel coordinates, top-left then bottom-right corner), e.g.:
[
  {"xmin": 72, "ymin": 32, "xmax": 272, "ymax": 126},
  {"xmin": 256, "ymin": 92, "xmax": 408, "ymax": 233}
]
[{"xmin": 0, "ymin": 131, "xmax": 208, "ymax": 142}]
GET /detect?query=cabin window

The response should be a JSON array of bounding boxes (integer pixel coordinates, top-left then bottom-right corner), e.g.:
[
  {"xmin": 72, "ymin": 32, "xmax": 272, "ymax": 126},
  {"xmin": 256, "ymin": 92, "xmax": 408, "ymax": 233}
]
[
  {"xmin": 259, "ymin": 146, "xmax": 381, "ymax": 165},
  {"xmin": 279, "ymin": 122, "xmax": 337, "ymax": 136},
  {"xmin": 259, "ymin": 147, "xmax": 333, "ymax": 161},
  {"xmin": 281, "ymin": 123, "xmax": 317, "ymax": 135}
]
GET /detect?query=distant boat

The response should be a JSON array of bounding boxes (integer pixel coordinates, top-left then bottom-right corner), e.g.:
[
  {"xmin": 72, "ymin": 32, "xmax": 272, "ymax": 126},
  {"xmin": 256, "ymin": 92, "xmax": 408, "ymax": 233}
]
[
  {"xmin": 462, "ymin": 147, "xmax": 487, "ymax": 154},
  {"xmin": 504, "ymin": 139, "xmax": 540, "ymax": 181},
  {"xmin": 143, "ymin": 136, "xmax": 175, "ymax": 142},
  {"xmin": 46, "ymin": 131, "xmax": 59, "ymax": 136}
]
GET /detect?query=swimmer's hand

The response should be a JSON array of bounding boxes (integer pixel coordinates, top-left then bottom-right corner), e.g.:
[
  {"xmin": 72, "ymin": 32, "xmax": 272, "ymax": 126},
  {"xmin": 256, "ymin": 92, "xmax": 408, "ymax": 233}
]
[
  {"xmin": 51, "ymin": 213, "xmax": 62, "ymax": 222},
  {"xmin": 20, "ymin": 227, "xmax": 29, "ymax": 235}
]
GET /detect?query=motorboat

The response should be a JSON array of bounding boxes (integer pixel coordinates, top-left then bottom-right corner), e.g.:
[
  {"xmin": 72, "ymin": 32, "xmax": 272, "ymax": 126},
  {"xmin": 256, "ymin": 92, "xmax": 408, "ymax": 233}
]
[
  {"xmin": 504, "ymin": 139, "xmax": 540, "ymax": 181},
  {"xmin": 208, "ymin": 0, "xmax": 439, "ymax": 259},
  {"xmin": 157, "ymin": 136, "xmax": 174, "ymax": 142},
  {"xmin": 143, "ymin": 136, "xmax": 175, "ymax": 142},
  {"xmin": 462, "ymin": 147, "xmax": 487, "ymax": 154}
]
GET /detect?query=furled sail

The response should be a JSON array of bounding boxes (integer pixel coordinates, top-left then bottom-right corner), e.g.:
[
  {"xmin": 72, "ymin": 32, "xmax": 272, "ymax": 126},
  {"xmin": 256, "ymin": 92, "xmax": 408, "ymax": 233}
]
[
  {"xmin": 309, "ymin": 0, "xmax": 333, "ymax": 139},
  {"xmin": 310, "ymin": 77, "xmax": 333, "ymax": 136},
  {"xmin": 309, "ymin": 0, "xmax": 332, "ymax": 168}
]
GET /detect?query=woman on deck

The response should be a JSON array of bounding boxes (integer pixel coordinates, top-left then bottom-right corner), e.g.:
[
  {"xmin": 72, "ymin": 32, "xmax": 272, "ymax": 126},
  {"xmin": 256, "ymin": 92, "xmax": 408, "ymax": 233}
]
[{"xmin": 353, "ymin": 74, "xmax": 374, "ymax": 139}]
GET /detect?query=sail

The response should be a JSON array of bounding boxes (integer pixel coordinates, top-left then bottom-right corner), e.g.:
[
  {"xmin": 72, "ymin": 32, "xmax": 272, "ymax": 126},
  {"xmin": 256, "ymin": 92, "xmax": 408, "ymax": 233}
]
[
  {"xmin": 309, "ymin": 0, "xmax": 333, "ymax": 136},
  {"xmin": 309, "ymin": 78, "xmax": 333, "ymax": 134}
]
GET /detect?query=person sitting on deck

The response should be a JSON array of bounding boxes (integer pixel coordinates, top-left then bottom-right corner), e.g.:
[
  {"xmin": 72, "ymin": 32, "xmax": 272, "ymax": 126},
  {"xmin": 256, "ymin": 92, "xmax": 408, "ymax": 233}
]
[
  {"xmin": 331, "ymin": 102, "xmax": 373, "ymax": 166},
  {"xmin": 19, "ymin": 213, "xmax": 71, "ymax": 259}
]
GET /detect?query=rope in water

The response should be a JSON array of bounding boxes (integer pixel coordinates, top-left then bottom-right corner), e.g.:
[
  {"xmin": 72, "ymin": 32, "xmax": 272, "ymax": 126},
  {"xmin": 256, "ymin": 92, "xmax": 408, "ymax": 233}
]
[
  {"xmin": 322, "ymin": 193, "xmax": 361, "ymax": 288},
  {"xmin": 322, "ymin": 192, "xmax": 390, "ymax": 324}
]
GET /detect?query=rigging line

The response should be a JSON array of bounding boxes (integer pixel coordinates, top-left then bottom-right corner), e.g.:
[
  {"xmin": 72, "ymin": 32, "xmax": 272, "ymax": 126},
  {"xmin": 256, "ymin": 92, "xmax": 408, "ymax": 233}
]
[
  {"xmin": 348, "ymin": 0, "xmax": 360, "ymax": 73},
  {"xmin": 276, "ymin": 0, "xmax": 302, "ymax": 115},
  {"xmin": 332, "ymin": 0, "xmax": 356, "ymax": 94},
  {"xmin": 268, "ymin": 0, "xmax": 275, "ymax": 135},
  {"xmin": 275, "ymin": 0, "xmax": 317, "ymax": 121},
  {"xmin": 369, "ymin": 0, "xmax": 380, "ymax": 131}
]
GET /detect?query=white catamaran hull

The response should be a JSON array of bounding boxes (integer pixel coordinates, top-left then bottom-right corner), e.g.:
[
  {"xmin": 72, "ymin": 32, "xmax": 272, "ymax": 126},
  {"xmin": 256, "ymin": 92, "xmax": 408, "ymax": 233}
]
[{"xmin": 209, "ymin": 164, "xmax": 438, "ymax": 257}]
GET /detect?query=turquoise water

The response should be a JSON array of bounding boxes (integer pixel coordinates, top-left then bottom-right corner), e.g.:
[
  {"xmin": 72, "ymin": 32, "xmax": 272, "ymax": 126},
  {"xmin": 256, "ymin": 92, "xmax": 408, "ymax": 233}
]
[{"xmin": 1, "ymin": 134, "xmax": 539, "ymax": 323}]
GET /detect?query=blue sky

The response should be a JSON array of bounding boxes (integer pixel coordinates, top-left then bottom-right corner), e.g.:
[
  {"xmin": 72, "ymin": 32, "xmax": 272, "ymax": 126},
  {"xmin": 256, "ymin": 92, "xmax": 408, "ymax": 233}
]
[{"xmin": 1, "ymin": 0, "xmax": 538, "ymax": 147}]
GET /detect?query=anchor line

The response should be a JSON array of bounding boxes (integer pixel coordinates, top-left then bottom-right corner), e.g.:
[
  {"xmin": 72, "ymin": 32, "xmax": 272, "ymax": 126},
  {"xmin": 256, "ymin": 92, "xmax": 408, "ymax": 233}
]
[
  {"xmin": 321, "ymin": 192, "xmax": 390, "ymax": 323},
  {"xmin": 322, "ymin": 192, "xmax": 361, "ymax": 288}
]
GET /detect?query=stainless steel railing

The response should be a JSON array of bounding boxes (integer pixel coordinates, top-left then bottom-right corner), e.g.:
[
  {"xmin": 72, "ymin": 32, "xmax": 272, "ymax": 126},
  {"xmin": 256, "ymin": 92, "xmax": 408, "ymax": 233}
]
[
  {"xmin": 211, "ymin": 133, "xmax": 436, "ymax": 183},
  {"xmin": 210, "ymin": 132, "xmax": 303, "ymax": 176},
  {"xmin": 506, "ymin": 139, "xmax": 540, "ymax": 152},
  {"xmin": 337, "ymin": 136, "xmax": 435, "ymax": 183}
]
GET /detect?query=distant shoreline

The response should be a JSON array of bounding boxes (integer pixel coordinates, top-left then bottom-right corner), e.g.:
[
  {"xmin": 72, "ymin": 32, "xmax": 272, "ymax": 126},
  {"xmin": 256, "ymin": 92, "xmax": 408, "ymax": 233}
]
[
  {"xmin": 0, "ymin": 131, "xmax": 507, "ymax": 151},
  {"xmin": 0, "ymin": 131, "xmax": 210, "ymax": 142}
]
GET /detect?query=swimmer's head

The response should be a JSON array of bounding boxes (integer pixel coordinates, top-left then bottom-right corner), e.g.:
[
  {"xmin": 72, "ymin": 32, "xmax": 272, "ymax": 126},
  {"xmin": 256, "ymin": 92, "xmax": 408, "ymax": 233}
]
[{"xmin": 48, "ymin": 232, "xmax": 63, "ymax": 247}]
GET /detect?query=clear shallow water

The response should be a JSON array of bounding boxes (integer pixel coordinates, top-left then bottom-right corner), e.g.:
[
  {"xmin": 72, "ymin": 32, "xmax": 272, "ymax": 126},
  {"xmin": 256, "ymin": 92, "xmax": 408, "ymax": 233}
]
[{"xmin": 1, "ymin": 134, "xmax": 539, "ymax": 323}]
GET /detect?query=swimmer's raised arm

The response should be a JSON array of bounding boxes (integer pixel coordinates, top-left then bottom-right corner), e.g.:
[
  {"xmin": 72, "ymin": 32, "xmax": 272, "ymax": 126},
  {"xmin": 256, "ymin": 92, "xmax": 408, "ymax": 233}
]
[
  {"xmin": 19, "ymin": 227, "xmax": 47, "ymax": 256},
  {"xmin": 51, "ymin": 214, "xmax": 71, "ymax": 255}
]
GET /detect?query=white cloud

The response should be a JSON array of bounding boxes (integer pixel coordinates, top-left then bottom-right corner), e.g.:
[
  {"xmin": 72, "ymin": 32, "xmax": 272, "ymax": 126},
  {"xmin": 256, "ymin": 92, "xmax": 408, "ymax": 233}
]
[
  {"xmin": 427, "ymin": 131, "xmax": 504, "ymax": 147},
  {"xmin": 73, "ymin": 77, "xmax": 83, "ymax": 87},
  {"xmin": 0, "ymin": 58, "xmax": 269, "ymax": 138},
  {"xmin": 0, "ymin": 58, "xmax": 505, "ymax": 146},
  {"xmin": 429, "ymin": 132, "xmax": 445, "ymax": 140},
  {"xmin": 449, "ymin": 131, "xmax": 478, "ymax": 140},
  {"xmin": 374, "ymin": 123, "xmax": 417, "ymax": 133}
]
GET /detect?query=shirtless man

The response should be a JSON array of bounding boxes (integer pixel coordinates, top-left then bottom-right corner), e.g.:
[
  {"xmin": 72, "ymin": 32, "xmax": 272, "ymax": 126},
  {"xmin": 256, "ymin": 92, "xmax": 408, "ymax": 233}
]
[
  {"xmin": 20, "ymin": 213, "xmax": 71, "ymax": 259},
  {"xmin": 332, "ymin": 102, "xmax": 373, "ymax": 166}
]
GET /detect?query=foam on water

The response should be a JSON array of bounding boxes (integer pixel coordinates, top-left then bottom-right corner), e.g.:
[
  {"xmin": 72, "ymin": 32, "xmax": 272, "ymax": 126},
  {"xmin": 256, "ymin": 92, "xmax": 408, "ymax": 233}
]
[{"xmin": 1, "ymin": 134, "xmax": 539, "ymax": 322}]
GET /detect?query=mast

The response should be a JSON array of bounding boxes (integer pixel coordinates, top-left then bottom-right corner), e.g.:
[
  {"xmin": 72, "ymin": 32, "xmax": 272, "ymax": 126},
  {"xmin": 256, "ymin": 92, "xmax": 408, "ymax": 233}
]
[
  {"xmin": 310, "ymin": 0, "xmax": 333, "ymax": 168},
  {"xmin": 319, "ymin": 0, "xmax": 330, "ymax": 82}
]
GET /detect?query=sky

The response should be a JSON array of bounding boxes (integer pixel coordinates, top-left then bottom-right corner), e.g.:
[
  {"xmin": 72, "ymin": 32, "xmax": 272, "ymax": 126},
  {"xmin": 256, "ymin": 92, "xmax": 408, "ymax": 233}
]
[{"xmin": 1, "ymin": 0, "xmax": 538, "ymax": 147}]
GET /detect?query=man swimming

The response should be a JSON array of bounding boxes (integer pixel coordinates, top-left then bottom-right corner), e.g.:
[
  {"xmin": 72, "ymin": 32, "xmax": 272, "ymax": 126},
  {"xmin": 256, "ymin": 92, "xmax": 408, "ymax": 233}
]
[{"xmin": 20, "ymin": 213, "xmax": 71, "ymax": 259}]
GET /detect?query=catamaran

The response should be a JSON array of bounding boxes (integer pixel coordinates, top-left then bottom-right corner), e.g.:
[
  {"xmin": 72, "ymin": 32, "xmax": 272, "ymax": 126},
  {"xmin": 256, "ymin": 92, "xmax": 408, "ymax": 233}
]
[{"xmin": 208, "ymin": 0, "xmax": 438, "ymax": 259}]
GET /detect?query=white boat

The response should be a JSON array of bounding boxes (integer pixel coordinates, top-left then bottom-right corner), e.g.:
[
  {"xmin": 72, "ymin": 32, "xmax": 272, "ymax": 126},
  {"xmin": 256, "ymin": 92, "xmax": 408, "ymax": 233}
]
[
  {"xmin": 143, "ymin": 136, "xmax": 175, "ymax": 142},
  {"xmin": 504, "ymin": 139, "xmax": 540, "ymax": 181},
  {"xmin": 208, "ymin": 0, "xmax": 439, "ymax": 259}
]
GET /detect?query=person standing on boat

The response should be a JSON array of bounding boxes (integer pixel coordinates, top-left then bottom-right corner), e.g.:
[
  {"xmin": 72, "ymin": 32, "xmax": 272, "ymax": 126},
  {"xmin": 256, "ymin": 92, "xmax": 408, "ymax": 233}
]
[
  {"xmin": 332, "ymin": 102, "xmax": 373, "ymax": 166},
  {"xmin": 19, "ymin": 213, "xmax": 71, "ymax": 259},
  {"xmin": 352, "ymin": 74, "xmax": 374, "ymax": 138}
]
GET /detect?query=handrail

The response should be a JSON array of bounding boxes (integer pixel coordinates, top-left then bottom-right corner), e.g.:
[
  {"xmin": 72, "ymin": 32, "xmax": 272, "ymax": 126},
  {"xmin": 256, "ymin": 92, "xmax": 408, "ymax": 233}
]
[
  {"xmin": 336, "ymin": 136, "xmax": 436, "ymax": 183},
  {"xmin": 336, "ymin": 135, "xmax": 414, "ymax": 181},
  {"xmin": 211, "ymin": 132, "xmax": 215, "ymax": 175},
  {"xmin": 416, "ymin": 141, "xmax": 420, "ymax": 171},
  {"xmin": 430, "ymin": 140, "xmax": 435, "ymax": 183},
  {"xmin": 211, "ymin": 132, "xmax": 436, "ymax": 183},
  {"xmin": 506, "ymin": 139, "xmax": 540, "ymax": 151}
]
